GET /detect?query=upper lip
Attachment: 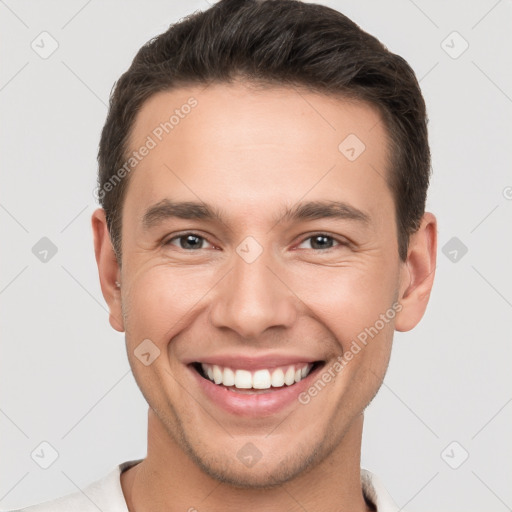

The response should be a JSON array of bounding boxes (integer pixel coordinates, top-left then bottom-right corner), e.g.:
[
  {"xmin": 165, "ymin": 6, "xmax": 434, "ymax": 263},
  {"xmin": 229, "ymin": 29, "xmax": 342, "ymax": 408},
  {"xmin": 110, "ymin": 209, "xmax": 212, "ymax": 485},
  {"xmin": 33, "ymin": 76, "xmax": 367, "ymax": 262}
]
[{"xmin": 184, "ymin": 353, "xmax": 322, "ymax": 371}]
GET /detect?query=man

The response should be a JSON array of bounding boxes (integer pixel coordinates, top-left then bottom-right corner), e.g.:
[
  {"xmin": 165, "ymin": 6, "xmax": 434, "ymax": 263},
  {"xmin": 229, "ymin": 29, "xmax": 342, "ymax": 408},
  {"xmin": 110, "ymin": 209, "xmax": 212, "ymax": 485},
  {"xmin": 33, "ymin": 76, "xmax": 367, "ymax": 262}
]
[{"xmin": 17, "ymin": 0, "xmax": 436, "ymax": 510}]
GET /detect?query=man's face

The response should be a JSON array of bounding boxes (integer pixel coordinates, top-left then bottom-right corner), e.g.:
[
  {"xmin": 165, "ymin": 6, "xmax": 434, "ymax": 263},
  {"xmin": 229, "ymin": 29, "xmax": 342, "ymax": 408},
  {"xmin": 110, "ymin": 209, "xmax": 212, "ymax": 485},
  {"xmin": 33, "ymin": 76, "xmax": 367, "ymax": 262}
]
[{"xmin": 110, "ymin": 83, "xmax": 408, "ymax": 486}]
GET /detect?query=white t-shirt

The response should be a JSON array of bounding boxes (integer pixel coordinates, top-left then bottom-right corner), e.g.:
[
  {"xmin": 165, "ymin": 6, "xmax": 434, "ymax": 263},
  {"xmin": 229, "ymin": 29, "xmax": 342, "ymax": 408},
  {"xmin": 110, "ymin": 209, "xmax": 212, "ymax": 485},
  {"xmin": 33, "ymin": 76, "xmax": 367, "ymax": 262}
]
[{"xmin": 12, "ymin": 459, "xmax": 401, "ymax": 512}]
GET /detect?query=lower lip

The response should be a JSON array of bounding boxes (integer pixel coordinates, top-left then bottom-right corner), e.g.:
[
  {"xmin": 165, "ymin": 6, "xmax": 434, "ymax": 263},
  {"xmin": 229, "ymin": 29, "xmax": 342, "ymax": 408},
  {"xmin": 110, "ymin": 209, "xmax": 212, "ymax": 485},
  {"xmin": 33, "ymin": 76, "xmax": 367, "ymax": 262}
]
[{"xmin": 189, "ymin": 365, "xmax": 319, "ymax": 417}]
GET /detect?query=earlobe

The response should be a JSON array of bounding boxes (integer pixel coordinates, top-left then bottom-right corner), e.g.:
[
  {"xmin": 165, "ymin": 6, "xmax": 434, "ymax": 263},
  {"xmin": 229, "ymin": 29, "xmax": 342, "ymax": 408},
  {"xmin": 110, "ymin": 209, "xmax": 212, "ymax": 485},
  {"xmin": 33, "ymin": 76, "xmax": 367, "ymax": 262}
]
[
  {"xmin": 395, "ymin": 212, "xmax": 437, "ymax": 332},
  {"xmin": 91, "ymin": 208, "xmax": 125, "ymax": 333}
]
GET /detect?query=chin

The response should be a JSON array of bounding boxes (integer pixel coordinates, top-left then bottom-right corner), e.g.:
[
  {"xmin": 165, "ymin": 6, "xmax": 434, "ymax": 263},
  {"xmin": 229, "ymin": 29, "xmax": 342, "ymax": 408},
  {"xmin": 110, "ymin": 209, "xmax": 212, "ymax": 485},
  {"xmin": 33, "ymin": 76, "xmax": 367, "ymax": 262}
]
[{"xmin": 182, "ymin": 435, "xmax": 326, "ymax": 489}]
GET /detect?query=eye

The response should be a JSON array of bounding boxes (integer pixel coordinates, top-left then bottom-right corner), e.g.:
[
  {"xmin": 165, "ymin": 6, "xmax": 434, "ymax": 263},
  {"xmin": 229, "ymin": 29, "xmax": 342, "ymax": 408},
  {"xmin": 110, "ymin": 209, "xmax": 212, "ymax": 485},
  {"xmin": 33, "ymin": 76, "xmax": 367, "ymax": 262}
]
[
  {"xmin": 164, "ymin": 232, "xmax": 214, "ymax": 251},
  {"xmin": 296, "ymin": 233, "xmax": 346, "ymax": 251}
]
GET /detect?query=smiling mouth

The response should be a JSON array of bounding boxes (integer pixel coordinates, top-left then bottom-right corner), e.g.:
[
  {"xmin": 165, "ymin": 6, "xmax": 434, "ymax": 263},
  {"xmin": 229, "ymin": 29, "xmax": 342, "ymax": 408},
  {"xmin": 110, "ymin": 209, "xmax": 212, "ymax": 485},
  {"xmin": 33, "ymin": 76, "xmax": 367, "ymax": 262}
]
[{"xmin": 191, "ymin": 361, "xmax": 324, "ymax": 393}]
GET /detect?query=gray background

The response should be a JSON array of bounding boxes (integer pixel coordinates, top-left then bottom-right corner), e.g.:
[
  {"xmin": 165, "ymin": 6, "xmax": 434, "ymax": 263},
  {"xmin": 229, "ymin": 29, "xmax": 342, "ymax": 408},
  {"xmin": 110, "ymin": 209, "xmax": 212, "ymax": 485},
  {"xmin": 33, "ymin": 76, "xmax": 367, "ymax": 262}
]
[{"xmin": 1, "ymin": 1, "xmax": 511, "ymax": 511}]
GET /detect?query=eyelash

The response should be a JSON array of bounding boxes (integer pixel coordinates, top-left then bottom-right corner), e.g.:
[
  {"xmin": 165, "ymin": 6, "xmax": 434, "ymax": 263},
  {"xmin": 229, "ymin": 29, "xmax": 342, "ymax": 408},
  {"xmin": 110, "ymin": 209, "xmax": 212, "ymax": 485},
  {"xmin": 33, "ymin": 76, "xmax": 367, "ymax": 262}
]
[{"xmin": 163, "ymin": 232, "xmax": 349, "ymax": 252}]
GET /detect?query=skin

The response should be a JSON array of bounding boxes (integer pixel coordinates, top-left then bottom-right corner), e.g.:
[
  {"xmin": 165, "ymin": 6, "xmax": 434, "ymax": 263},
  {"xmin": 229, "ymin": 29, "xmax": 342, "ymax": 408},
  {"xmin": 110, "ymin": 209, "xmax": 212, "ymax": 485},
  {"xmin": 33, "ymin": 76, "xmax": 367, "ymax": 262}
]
[{"xmin": 92, "ymin": 81, "xmax": 437, "ymax": 512}]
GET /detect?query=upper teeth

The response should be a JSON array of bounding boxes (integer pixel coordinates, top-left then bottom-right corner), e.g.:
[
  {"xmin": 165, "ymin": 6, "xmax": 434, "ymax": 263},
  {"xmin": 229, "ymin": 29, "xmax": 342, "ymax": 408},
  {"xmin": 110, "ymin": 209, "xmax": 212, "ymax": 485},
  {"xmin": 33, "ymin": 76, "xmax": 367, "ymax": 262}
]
[{"xmin": 201, "ymin": 363, "xmax": 313, "ymax": 389}]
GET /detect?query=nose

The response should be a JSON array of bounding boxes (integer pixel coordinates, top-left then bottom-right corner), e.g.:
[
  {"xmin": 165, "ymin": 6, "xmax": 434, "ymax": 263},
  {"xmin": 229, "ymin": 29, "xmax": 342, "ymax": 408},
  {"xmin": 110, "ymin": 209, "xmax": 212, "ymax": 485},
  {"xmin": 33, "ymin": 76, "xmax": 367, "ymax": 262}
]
[{"xmin": 209, "ymin": 246, "xmax": 297, "ymax": 340}]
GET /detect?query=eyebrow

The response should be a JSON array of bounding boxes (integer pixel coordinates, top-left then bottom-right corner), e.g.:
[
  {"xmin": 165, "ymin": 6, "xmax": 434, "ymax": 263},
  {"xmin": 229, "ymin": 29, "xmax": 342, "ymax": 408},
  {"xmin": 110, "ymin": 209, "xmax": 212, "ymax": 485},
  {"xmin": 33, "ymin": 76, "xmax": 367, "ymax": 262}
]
[{"xmin": 141, "ymin": 198, "xmax": 370, "ymax": 230}]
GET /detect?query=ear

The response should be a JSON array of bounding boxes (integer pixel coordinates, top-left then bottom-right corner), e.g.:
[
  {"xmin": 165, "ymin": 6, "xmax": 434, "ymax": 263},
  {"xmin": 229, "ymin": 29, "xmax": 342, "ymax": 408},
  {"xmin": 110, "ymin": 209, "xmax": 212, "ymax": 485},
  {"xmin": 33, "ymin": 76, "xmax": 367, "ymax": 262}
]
[
  {"xmin": 91, "ymin": 208, "xmax": 125, "ymax": 332},
  {"xmin": 395, "ymin": 212, "xmax": 437, "ymax": 332}
]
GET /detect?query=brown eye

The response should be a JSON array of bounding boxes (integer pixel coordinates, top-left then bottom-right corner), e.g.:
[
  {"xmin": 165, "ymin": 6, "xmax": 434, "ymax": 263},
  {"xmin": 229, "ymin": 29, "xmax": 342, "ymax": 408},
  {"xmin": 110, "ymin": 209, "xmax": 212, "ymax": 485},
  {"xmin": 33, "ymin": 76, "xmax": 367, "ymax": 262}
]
[
  {"xmin": 297, "ymin": 234, "xmax": 344, "ymax": 251},
  {"xmin": 310, "ymin": 235, "xmax": 334, "ymax": 250},
  {"xmin": 165, "ymin": 233, "xmax": 212, "ymax": 250}
]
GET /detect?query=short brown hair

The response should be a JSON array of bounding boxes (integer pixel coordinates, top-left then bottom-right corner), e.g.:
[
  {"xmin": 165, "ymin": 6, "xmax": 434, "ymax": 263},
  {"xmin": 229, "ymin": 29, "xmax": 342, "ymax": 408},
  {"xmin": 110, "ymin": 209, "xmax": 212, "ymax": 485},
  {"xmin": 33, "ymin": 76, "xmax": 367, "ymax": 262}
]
[{"xmin": 97, "ymin": 0, "xmax": 431, "ymax": 263}]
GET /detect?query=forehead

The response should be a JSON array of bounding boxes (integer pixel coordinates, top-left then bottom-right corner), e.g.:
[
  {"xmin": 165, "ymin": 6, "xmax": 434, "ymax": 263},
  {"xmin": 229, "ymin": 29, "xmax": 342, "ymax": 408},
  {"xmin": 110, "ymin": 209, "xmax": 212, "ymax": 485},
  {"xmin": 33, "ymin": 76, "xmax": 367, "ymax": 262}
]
[{"xmin": 123, "ymin": 82, "xmax": 392, "ymax": 227}]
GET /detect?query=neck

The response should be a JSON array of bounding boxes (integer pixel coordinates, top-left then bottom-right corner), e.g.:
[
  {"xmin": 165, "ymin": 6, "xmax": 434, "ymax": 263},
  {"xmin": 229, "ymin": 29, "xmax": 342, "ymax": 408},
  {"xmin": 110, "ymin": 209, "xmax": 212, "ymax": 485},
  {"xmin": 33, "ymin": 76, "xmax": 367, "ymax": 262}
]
[{"xmin": 121, "ymin": 409, "xmax": 372, "ymax": 512}]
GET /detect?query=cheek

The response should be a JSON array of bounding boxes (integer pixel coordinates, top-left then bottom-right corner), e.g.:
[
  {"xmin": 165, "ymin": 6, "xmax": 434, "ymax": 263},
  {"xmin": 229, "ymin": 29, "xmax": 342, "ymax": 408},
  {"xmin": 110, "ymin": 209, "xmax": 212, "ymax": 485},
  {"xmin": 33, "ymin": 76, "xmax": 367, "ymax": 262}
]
[
  {"xmin": 286, "ymin": 260, "xmax": 399, "ymax": 347},
  {"xmin": 122, "ymin": 250, "xmax": 400, "ymax": 354},
  {"xmin": 122, "ymin": 265, "xmax": 215, "ymax": 344}
]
